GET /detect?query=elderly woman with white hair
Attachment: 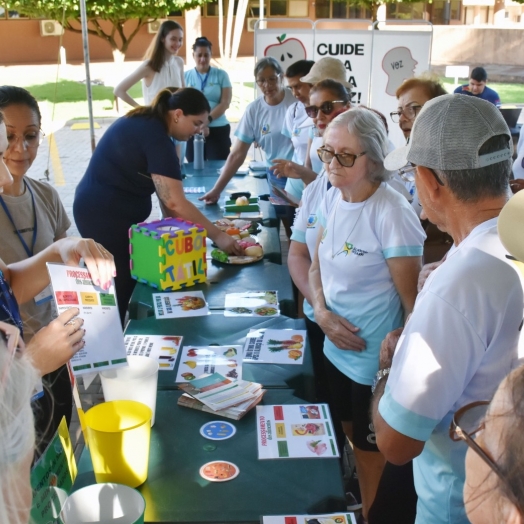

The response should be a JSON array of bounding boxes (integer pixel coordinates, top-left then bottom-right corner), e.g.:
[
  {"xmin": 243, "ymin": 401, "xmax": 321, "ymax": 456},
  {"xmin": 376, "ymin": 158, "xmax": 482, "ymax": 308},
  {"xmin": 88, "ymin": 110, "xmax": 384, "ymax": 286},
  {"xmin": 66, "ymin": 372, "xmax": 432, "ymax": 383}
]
[
  {"xmin": 0, "ymin": 322, "xmax": 38, "ymax": 524},
  {"xmin": 309, "ymin": 107, "xmax": 425, "ymax": 520}
]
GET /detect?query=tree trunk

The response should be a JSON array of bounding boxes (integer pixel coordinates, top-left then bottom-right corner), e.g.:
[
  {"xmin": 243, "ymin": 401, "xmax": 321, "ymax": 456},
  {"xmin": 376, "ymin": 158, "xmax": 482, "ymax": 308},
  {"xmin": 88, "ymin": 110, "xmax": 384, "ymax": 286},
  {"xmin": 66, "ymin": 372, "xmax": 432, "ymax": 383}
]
[{"xmin": 112, "ymin": 48, "xmax": 125, "ymax": 63}]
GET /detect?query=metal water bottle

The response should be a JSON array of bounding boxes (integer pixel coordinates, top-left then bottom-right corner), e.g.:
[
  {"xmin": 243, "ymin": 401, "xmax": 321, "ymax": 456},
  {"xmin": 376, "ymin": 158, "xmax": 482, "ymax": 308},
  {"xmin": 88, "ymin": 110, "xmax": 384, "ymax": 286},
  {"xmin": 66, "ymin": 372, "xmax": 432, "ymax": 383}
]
[{"xmin": 194, "ymin": 133, "xmax": 205, "ymax": 170}]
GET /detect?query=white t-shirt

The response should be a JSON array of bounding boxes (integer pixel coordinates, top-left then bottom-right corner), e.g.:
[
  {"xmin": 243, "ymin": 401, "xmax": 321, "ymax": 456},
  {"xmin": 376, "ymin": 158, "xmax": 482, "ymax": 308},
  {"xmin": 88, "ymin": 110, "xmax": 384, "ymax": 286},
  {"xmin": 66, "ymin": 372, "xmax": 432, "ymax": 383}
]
[
  {"xmin": 290, "ymin": 172, "xmax": 330, "ymax": 320},
  {"xmin": 142, "ymin": 56, "xmax": 185, "ymax": 105},
  {"xmin": 309, "ymin": 130, "xmax": 324, "ymax": 175},
  {"xmin": 513, "ymin": 125, "xmax": 524, "ymax": 179},
  {"xmin": 379, "ymin": 218, "xmax": 524, "ymax": 524},
  {"xmin": 235, "ymin": 89, "xmax": 296, "ymax": 166},
  {"xmin": 283, "ymin": 102, "xmax": 314, "ymax": 200},
  {"xmin": 318, "ymin": 183, "xmax": 425, "ymax": 385}
]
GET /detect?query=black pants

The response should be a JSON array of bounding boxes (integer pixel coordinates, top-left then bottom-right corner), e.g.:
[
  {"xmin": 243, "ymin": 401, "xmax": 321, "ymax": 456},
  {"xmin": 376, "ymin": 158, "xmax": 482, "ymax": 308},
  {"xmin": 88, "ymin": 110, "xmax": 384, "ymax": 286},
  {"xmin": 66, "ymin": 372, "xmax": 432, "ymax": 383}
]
[
  {"xmin": 74, "ymin": 181, "xmax": 152, "ymax": 326},
  {"xmin": 33, "ymin": 364, "xmax": 73, "ymax": 459},
  {"xmin": 186, "ymin": 124, "xmax": 231, "ymax": 161},
  {"xmin": 368, "ymin": 461, "xmax": 418, "ymax": 524}
]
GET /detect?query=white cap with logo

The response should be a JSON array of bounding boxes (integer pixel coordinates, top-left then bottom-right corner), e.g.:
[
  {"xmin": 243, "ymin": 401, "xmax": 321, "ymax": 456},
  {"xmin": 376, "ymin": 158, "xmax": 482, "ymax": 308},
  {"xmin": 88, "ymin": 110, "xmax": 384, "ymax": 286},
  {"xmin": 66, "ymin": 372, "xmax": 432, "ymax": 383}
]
[{"xmin": 384, "ymin": 94, "xmax": 513, "ymax": 172}]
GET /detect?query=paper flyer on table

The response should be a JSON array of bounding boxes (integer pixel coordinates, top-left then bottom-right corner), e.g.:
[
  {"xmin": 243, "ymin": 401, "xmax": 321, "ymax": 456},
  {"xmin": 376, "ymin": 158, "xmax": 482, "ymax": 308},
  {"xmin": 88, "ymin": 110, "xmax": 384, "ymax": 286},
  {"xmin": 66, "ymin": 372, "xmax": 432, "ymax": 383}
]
[
  {"xmin": 224, "ymin": 290, "xmax": 279, "ymax": 317},
  {"xmin": 176, "ymin": 345, "xmax": 242, "ymax": 382},
  {"xmin": 256, "ymin": 404, "xmax": 339, "ymax": 459},
  {"xmin": 124, "ymin": 334, "xmax": 182, "ymax": 370},
  {"xmin": 262, "ymin": 514, "xmax": 356, "ymax": 524},
  {"xmin": 152, "ymin": 290, "xmax": 209, "ymax": 319},
  {"xmin": 47, "ymin": 263, "xmax": 127, "ymax": 375},
  {"xmin": 244, "ymin": 329, "xmax": 307, "ymax": 364},
  {"xmin": 178, "ymin": 372, "xmax": 262, "ymax": 411}
]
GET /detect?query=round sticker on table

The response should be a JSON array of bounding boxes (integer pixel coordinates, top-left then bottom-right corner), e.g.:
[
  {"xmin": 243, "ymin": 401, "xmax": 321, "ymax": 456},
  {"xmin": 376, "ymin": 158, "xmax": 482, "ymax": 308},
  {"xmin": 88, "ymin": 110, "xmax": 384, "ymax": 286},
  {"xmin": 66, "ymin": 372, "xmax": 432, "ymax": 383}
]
[
  {"xmin": 200, "ymin": 421, "xmax": 236, "ymax": 441},
  {"xmin": 199, "ymin": 461, "xmax": 239, "ymax": 482}
]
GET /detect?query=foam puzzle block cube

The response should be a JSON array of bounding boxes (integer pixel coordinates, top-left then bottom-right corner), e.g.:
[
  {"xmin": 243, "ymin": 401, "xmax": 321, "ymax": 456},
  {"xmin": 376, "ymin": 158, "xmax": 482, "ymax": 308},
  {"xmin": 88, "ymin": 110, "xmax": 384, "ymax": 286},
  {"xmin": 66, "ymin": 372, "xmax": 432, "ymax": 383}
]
[{"xmin": 129, "ymin": 218, "xmax": 207, "ymax": 291}]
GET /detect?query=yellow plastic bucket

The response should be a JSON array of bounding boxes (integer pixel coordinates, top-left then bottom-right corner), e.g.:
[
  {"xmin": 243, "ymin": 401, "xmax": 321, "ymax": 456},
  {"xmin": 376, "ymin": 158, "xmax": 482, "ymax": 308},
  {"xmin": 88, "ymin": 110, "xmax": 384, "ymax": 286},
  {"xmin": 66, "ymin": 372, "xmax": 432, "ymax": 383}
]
[{"xmin": 84, "ymin": 400, "xmax": 152, "ymax": 488}]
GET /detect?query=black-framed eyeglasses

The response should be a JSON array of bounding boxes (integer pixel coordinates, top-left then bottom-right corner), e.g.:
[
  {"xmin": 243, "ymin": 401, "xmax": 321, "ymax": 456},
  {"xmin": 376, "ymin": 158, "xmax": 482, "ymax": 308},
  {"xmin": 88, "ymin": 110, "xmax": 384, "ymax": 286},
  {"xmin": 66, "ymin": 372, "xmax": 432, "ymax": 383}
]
[
  {"xmin": 390, "ymin": 104, "xmax": 423, "ymax": 123},
  {"xmin": 398, "ymin": 162, "xmax": 445, "ymax": 186},
  {"xmin": 256, "ymin": 74, "xmax": 281, "ymax": 87},
  {"xmin": 6, "ymin": 130, "xmax": 45, "ymax": 150},
  {"xmin": 450, "ymin": 401, "xmax": 522, "ymax": 512},
  {"xmin": 305, "ymin": 100, "xmax": 346, "ymax": 118},
  {"xmin": 317, "ymin": 147, "xmax": 366, "ymax": 168}
]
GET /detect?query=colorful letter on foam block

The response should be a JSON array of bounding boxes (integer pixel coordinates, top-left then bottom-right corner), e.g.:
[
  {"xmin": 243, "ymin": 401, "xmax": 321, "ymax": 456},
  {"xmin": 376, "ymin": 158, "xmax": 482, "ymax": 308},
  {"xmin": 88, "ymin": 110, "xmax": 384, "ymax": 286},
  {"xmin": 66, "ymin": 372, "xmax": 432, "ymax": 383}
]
[{"xmin": 129, "ymin": 218, "xmax": 207, "ymax": 291}]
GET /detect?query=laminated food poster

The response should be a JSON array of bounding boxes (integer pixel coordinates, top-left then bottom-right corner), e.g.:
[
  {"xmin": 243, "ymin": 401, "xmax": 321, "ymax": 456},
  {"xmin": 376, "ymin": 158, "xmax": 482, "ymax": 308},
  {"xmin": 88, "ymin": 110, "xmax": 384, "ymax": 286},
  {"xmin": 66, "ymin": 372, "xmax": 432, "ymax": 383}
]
[
  {"xmin": 224, "ymin": 291, "xmax": 279, "ymax": 317},
  {"xmin": 153, "ymin": 290, "xmax": 209, "ymax": 319},
  {"xmin": 47, "ymin": 263, "xmax": 127, "ymax": 375},
  {"xmin": 262, "ymin": 514, "xmax": 356, "ymax": 524},
  {"xmin": 124, "ymin": 334, "xmax": 182, "ymax": 371},
  {"xmin": 256, "ymin": 404, "xmax": 339, "ymax": 459},
  {"xmin": 176, "ymin": 345, "xmax": 242, "ymax": 382},
  {"xmin": 243, "ymin": 329, "xmax": 307, "ymax": 365}
]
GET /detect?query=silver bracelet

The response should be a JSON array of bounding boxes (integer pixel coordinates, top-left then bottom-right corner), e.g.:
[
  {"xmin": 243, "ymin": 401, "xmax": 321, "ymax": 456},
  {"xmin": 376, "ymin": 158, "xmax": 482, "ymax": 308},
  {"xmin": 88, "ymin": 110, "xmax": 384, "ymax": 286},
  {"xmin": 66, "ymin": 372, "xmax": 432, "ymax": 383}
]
[{"xmin": 372, "ymin": 367, "xmax": 391, "ymax": 394}]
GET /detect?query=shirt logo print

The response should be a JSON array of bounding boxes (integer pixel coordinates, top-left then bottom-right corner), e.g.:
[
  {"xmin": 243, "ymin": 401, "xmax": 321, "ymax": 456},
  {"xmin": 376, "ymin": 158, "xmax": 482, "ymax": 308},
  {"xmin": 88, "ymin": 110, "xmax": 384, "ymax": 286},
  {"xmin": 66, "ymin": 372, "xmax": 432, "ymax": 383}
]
[
  {"xmin": 307, "ymin": 214, "xmax": 317, "ymax": 228},
  {"xmin": 261, "ymin": 123, "xmax": 270, "ymax": 135}
]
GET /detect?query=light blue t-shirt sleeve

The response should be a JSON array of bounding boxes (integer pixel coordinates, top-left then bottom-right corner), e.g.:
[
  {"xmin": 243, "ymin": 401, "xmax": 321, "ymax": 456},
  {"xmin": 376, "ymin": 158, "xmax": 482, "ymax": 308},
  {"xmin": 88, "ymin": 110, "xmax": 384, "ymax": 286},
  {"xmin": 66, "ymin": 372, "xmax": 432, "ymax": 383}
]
[
  {"xmin": 217, "ymin": 68, "xmax": 232, "ymax": 88},
  {"xmin": 234, "ymin": 102, "xmax": 256, "ymax": 145}
]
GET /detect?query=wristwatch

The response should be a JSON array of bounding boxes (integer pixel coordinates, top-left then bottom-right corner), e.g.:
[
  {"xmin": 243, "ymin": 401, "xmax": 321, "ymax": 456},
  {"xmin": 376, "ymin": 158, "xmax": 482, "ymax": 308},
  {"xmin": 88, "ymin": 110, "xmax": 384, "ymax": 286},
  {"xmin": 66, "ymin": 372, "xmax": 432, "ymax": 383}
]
[
  {"xmin": 208, "ymin": 115, "xmax": 213, "ymax": 124},
  {"xmin": 371, "ymin": 367, "xmax": 391, "ymax": 394}
]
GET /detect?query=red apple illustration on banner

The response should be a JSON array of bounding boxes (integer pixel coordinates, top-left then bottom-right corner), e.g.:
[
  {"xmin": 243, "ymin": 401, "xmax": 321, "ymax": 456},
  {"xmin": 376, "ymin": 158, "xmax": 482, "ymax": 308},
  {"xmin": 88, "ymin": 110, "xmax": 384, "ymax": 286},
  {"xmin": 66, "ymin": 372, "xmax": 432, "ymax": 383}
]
[{"xmin": 264, "ymin": 34, "xmax": 307, "ymax": 68}]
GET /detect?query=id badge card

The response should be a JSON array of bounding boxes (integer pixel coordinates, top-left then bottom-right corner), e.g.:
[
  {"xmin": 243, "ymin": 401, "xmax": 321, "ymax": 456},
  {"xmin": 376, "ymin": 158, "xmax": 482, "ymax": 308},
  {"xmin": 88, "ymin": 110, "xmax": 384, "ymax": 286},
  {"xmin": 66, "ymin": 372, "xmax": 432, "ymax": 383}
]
[{"xmin": 34, "ymin": 284, "xmax": 53, "ymax": 306}]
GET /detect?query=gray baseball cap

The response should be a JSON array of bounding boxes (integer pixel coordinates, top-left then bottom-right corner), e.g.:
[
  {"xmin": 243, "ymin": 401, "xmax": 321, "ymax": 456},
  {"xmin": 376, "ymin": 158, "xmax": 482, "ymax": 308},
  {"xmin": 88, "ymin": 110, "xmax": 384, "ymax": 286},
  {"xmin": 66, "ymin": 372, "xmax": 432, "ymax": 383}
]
[{"xmin": 384, "ymin": 94, "xmax": 513, "ymax": 172}]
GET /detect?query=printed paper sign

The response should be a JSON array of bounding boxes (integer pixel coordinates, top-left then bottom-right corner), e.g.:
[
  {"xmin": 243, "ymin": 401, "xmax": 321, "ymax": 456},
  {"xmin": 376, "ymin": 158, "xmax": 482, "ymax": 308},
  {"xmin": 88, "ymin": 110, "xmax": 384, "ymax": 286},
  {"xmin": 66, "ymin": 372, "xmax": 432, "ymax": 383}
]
[
  {"xmin": 262, "ymin": 514, "xmax": 357, "ymax": 524},
  {"xmin": 152, "ymin": 290, "xmax": 209, "ymax": 319},
  {"xmin": 176, "ymin": 345, "xmax": 242, "ymax": 382},
  {"xmin": 224, "ymin": 290, "xmax": 279, "ymax": 317},
  {"xmin": 30, "ymin": 417, "xmax": 77, "ymax": 524},
  {"xmin": 256, "ymin": 404, "xmax": 339, "ymax": 460},
  {"xmin": 124, "ymin": 334, "xmax": 182, "ymax": 371},
  {"xmin": 47, "ymin": 263, "xmax": 127, "ymax": 375},
  {"xmin": 243, "ymin": 329, "xmax": 307, "ymax": 365}
]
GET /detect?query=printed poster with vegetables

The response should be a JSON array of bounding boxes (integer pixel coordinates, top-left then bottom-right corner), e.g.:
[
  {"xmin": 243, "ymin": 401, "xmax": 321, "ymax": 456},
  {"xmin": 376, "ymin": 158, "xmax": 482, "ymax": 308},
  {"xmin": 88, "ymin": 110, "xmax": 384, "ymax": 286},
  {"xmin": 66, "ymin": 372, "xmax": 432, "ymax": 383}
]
[
  {"xmin": 152, "ymin": 290, "xmax": 209, "ymax": 319},
  {"xmin": 256, "ymin": 404, "xmax": 339, "ymax": 459},
  {"xmin": 176, "ymin": 345, "xmax": 242, "ymax": 382},
  {"xmin": 262, "ymin": 513, "xmax": 357, "ymax": 524},
  {"xmin": 244, "ymin": 329, "xmax": 307, "ymax": 365},
  {"xmin": 47, "ymin": 263, "xmax": 128, "ymax": 375},
  {"xmin": 224, "ymin": 291, "xmax": 279, "ymax": 317},
  {"xmin": 124, "ymin": 334, "xmax": 182, "ymax": 371}
]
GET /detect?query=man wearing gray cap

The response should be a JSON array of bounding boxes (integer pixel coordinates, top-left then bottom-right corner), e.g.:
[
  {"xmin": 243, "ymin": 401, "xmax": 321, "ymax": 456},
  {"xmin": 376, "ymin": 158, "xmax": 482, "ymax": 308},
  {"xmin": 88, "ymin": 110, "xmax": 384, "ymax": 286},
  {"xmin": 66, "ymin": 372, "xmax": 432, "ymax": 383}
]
[{"xmin": 371, "ymin": 94, "xmax": 524, "ymax": 524}]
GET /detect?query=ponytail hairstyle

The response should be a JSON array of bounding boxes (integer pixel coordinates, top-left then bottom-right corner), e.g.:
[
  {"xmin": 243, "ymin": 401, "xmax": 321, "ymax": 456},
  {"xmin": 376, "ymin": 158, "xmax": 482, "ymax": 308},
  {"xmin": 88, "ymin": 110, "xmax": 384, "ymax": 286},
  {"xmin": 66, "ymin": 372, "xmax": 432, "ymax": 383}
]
[
  {"xmin": 126, "ymin": 87, "xmax": 211, "ymax": 129},
  {"xmin": 192, "ymin": 36, "xmax": 212, "ymax": 52},
  {"xmin": 0, "ymin": 332, "xmax": 38, "ymax": 524},
  {"xmin": 0, "ymin": 86, "xmax": 42, "ymax": 126},
  {"xmin": 144, "ymin": 20, "xmax": 183, "ymax": 73}
]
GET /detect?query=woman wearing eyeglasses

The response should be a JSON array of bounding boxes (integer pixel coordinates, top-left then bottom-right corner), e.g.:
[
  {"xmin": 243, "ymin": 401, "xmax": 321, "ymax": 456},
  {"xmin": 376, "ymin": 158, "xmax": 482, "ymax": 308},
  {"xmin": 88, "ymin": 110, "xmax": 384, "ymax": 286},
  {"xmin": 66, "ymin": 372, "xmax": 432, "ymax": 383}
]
[
  {"xmin": 309, "ymin": 108, "xmax": 425, "ymax": 520},
  {"xmin": 200, "ymin": 56, "xmax": 296, "ymax": 206},
  {"xmin": 0, "ymin": 86, "xmax": 81, "ymax": 456},
  {"xmin": 272, "ymin": 79, "xmax": 351, "ymax": 191},
  {"xmin": 449, "ymin": 366, "xmax": 524, "ymax": 524}
]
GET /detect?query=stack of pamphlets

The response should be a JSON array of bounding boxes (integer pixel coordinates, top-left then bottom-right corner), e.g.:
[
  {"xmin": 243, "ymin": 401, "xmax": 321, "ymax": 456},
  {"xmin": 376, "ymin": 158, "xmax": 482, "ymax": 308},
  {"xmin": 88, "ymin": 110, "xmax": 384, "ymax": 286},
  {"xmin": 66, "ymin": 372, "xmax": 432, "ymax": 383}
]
[{"xmin": 177, "ymin": 372, "xmax": 265, "ymax": 420}]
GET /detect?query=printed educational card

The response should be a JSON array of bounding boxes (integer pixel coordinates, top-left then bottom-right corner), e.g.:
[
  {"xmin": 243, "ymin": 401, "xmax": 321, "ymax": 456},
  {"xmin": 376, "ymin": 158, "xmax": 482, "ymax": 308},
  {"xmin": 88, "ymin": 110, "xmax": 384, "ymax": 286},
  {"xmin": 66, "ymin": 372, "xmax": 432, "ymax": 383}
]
[
  {"xmin": 124, "ymin": 334, "xmax": 182, "ymax": 371},
  {"xmin": 243, "ymin": 329, "xmax": 307, "ymax": 365},
  {"xmin": 262, "ymin": 513, "xmax": 357, "ymax": 524},
  {"xmin": 224, "ymin": 290, "xmax": 279, "ymax": 317},
  {"xmin": 47, "ymin": 263, "xmax": 127, "ymax": 375},
  {"xmin": 176, "ymin": 345, "xmax": 242, "ymax": 382},
  {"xmin": 256, "ymin": 404, "xmax": 339, "ymax": 460},
  {"xmin": 152, "ymin": 290, "xmax": 209, "ymax": 319}
]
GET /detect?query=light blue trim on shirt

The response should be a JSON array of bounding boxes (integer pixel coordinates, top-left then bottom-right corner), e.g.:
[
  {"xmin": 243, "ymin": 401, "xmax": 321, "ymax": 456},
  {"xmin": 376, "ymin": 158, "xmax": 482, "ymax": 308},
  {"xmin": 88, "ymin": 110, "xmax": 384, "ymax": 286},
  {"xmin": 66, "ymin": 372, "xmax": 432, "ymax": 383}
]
[
  {"xmin": 383, "ymin": 246, "xmax": 424, "ymax": 258},
  {"xmin": 234, "ymin": 130, "xmax": 254, "ymax": 145},
  {"xmin": 379, "ymin": 383, "xmax": 440, "ymax": 441},
  {"xmin": 282, "ymin": 127, "xmax": 292, "ymax": 138},
  {"xmin": 291, "ymin": 229, "xmax": 306, "ymax": 243}
]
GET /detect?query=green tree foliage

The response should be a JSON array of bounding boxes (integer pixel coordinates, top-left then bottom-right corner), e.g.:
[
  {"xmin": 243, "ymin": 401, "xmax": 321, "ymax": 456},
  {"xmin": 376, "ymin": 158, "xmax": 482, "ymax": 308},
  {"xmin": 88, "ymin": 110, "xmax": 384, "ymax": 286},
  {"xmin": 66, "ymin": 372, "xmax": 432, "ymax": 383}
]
[{"xmin": 6, "ymin": 0, "xmax": 205, "ymax": 56}]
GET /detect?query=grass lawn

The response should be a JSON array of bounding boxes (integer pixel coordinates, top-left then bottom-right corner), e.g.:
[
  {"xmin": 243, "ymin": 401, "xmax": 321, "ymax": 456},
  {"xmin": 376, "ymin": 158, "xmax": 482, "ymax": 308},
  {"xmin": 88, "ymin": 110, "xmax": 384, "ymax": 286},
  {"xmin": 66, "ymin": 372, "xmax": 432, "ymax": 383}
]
[{"xmin": 17, "ymin": 76, "xmax": 524, "ymax": 122}]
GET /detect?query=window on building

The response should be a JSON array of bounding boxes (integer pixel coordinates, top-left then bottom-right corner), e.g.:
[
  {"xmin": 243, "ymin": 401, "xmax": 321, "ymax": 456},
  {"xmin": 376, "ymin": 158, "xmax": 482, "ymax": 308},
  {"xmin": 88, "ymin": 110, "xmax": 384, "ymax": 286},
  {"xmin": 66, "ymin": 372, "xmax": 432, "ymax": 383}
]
[
  {"xmin": 430, "ymin": 0, "xmax": 461, "ymax": 23},
  {"xmin": 168, "ymin": 10, "xmax": 183, "ymax": 16},
  {"xmin": 7, "ymin": 9, "xmax": 27, "ymax": 18},
  {"xmin": 387, "ymin": 2, "xmax": 425, "ymax": 20},
  {"xmin": 269, "ymin": 0, "xmax": 287, "ymax": 15},
  {"xmin": 315, "ymin": 0, "xmax": 371, "ymax": 18},
  {"xmin": 203, "ymin": 1, "xmax": 219, "ymax": 16}
]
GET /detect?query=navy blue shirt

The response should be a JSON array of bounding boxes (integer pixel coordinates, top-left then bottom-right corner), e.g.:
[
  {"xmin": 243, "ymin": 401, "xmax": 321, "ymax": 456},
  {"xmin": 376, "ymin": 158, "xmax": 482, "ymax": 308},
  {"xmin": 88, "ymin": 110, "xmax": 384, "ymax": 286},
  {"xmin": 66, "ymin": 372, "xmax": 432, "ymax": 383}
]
[
  {"xmin": 454, "ymin": 84, "xmax": 501, "ymax": 107},
  {"xmin": 0, "ymin": 269, "xmax": 23, "ymax": 335},
  {"xmin": 82, "ymin": 115, "xmax": 182, "ymax": 196}
]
